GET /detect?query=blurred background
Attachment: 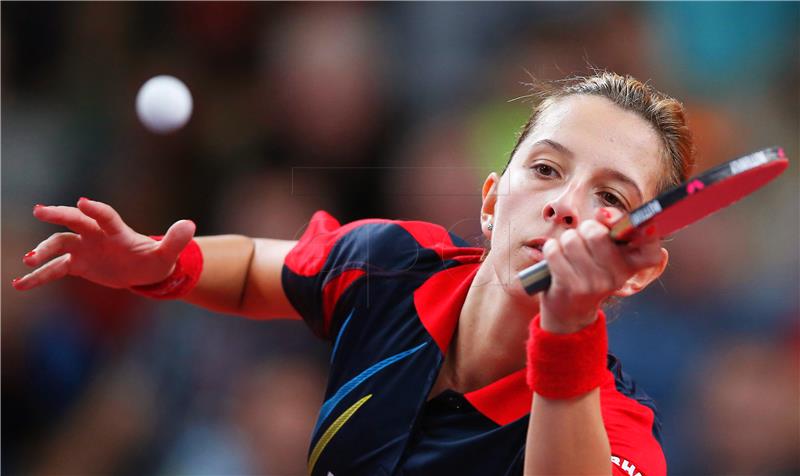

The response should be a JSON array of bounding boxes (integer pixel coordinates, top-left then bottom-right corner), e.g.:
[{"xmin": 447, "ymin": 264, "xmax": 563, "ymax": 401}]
[{"xmin": 2, "ymin": 2, "xmax": 798, "ymax": 475}]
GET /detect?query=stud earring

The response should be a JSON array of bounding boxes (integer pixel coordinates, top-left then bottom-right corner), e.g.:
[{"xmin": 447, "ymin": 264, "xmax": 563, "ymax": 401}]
[{"xmin": 487, "ymin": 223, "xmax": 493, "ymax": 231}]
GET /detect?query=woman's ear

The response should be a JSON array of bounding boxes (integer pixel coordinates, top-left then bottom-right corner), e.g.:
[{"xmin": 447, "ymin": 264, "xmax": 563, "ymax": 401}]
[
  {"xmin": 614, "ymin": 247, "xmax": 669, "ymax": 297},
  {"xmin": 481, "ymin": 173, "xmax": 499, "ymax": 235}
]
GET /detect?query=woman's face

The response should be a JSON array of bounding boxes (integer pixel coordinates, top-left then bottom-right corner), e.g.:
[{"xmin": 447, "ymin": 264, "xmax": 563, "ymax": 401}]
[{"xmin": 482, "ymin": 94, "xmax": 665, "ymax": 295}]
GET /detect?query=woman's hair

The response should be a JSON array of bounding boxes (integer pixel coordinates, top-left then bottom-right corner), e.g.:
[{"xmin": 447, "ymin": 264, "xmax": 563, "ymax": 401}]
[{"xmin": 504, "ymin": 71, "xmax": 695, "ymax": 193}]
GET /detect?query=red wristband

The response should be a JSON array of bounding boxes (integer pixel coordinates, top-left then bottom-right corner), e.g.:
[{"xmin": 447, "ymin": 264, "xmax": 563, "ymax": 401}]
[
  {"xmin": 526, "ymin": 311, "xmax": 608, "ymax": 399},
  {"xmin": 130, "ymin": 237, "xmax": 203, "ymax": 300}
]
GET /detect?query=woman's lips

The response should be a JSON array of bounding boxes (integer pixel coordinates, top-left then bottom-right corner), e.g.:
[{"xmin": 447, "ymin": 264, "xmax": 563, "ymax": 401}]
[
  {"xmin": 522, "ymin": 238, "xmax": 547, "ymax": 263},
  {"xmin": 523, "ymin": 244, "xmax": 544, "ymax": 262}
]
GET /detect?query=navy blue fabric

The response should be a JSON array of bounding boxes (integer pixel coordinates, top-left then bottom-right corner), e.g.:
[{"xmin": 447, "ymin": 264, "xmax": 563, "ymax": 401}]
[
  {"xmin": 282, "ymin": 221, "xmax": 453, "ymax": 340},
  {"xmin": 607, "ymin": 354, "xmax": 663, "ymax": 444},
  {"xmin": 397, "ymin": 390, "xmax": 527, "ymax": 476}
]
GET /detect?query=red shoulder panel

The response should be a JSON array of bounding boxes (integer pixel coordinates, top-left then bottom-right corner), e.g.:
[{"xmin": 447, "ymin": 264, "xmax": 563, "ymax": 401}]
[
  {"xmin": 284, "ymin": 210, "xmax": 389, "ymax": 277},
  {"xmin": 284, "ymin": 211, "xmax": 483, "ymax": 278}
]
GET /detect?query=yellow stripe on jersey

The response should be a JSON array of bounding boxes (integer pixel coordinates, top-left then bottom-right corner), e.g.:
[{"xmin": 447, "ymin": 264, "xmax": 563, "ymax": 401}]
[{"xmin": 308, "ymin": 394, "xmax": 373, "ymax": 475}]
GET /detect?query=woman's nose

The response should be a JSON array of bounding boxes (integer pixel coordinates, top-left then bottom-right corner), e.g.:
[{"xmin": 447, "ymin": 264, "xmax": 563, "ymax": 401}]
[{"xmin": 542, "ymin": 200, "xmax": 579, "ymax": 228}]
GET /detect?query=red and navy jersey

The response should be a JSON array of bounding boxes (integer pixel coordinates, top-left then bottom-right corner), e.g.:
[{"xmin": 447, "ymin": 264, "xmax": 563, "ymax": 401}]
[{"xmin": 282, "ymin": 211, "xmax": 666, "ymax": 476}]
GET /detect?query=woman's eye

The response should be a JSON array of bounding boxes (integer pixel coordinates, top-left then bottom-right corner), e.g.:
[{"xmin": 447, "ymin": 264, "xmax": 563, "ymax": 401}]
[
  {"xmin": 532, "ymin": 164, "xmax": 558, "ymax": 178},
  {"xmin": 600, "ymin": 191, "xmax": 626, "ymax": 210}
]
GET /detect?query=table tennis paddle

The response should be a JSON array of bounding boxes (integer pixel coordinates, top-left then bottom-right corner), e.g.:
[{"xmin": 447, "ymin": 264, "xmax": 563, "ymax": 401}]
[{"xmin": 519, "ymin": 146, "xmax": 790, "ymax": 295}]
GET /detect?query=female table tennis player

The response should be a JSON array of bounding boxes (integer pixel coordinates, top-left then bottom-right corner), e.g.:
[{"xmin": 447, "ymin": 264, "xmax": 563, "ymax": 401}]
[{"xmin": 15, "ymin": 72, "xmax": 691, "ymax": 476}]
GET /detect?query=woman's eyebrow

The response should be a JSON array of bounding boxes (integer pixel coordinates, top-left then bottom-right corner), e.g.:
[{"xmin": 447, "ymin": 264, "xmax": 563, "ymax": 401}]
[
  {"xmin": 533, "ymin": 139, "xmax": 573, "ymax": 158},
  {"xmin": 598, "ymin": 167, "xmax": 643, "ymax": 204}
]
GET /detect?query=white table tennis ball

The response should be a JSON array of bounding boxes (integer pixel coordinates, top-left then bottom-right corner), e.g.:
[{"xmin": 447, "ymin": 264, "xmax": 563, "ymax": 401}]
[{"xmin": 136, "ymin": 75, "xmax": 193, "ymax": 134}]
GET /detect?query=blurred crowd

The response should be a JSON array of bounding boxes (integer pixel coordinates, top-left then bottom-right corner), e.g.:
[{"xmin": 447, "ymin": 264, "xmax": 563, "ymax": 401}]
[{"xmin": 3, "ymin": 3, "xmax": 798, "ymax": 475}]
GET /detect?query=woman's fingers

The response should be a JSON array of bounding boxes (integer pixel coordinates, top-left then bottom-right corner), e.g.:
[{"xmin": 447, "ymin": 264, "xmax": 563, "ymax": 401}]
[
  {"xmin": 578, "ymin": 220, "xmax": 614, "ymax": 261},
  {"xmin": 550, "ymin": 228, "xmax": 610, "ymax": 294},
  {"xmin": 559, "ymin": 229, "xmax": 592, "ymax": 273},
  {"xmin": 158, "ymin": 220, "xmax": 196, "ymax": 259},
  {"xmin": 23, "ymin": 232, "xmax": 82, "ymax": 267},
  {"xmin": 12, "ymin": 254, "xmax": 72, "ymax": 291},
  {"xmin": 577, "ymin": 220, "xmax": 626, "ymax": 289},
  {"xmin": 33, "ymin": 205, "xmax": 100, "ymax": 236},
  {"xmin": 593, "ymin": 206, "xmax": 663, "ymax": 269},
  {"xmin": 625, "ymin": 239, "xmax": 665, "ymax": 270},
  {"xmin": 543, "ymin": 236, "xmax": 582, "ymax": 290},
  {"xmin": 76, "ymin": 198, "xmax": 128, "ymax": 236},
  {"xmin": 595, "ymin": 207, "xmax": 625, "ymax": 228}
]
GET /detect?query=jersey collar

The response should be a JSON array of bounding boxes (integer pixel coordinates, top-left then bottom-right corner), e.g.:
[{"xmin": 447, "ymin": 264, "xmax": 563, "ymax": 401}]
[{"xmin": 413, "ymin": 260, "xmax": 534, "ymax": 426}]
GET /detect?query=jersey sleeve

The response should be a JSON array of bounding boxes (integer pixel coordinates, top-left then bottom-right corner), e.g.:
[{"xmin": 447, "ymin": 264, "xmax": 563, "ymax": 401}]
[
  {"xmin": 281, "ymin": 210, "xmax": 470, "ymax": 341},
  {"xmin": 601, "ymin": 369, "xmax": 667, "ymax": 476}
]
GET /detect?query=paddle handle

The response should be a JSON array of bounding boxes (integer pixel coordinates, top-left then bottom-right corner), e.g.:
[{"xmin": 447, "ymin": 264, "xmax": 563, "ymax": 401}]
[{"xmin": 519, "ymin": 260, "xmax": 552, "ymax": 295}]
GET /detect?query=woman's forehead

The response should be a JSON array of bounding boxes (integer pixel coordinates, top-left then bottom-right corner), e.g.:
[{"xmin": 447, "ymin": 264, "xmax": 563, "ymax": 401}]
[{"xmin": 516, "ymin": 95, "xmax": 663, "ymax": 197}]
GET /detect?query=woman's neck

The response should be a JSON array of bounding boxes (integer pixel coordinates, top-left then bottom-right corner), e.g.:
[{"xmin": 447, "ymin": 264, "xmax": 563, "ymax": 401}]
[{"xmin": 446, "ymin": 260, "xmax": 538, "ymax": 392}]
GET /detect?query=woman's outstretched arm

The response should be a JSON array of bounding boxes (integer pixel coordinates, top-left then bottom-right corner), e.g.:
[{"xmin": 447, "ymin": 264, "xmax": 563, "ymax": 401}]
[
  {"xmin": 14, "ymin": 198, "xmax": 300, "ymax": 320},
  {"xmin": 185, "ymin": 236, "xmax": 299, "ymax": 319}
]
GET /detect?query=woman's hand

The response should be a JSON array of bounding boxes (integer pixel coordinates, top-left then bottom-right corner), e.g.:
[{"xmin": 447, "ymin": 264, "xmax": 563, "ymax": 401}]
[
  {"xmin": 539, "ymin": 207, "xmax": 665, "ymax": 333},
  {"xmin": 13, "ymin": 198, "xmax": 196, "ymax": 291}
]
